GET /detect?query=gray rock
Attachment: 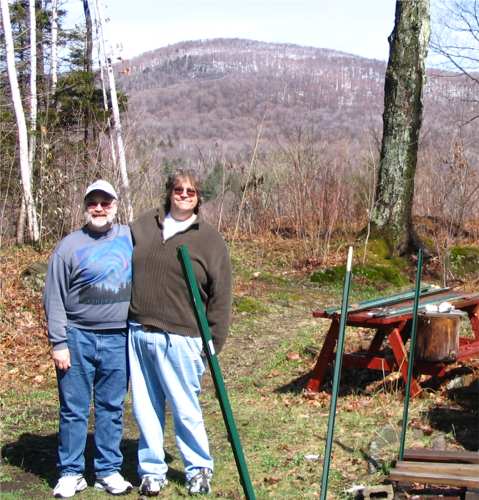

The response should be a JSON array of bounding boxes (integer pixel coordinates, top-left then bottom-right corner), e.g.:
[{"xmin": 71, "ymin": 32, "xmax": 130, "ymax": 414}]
[
  {"xmin": 378, "ymin": 424, "xmax": 399, "ymax": 445},
  {"xmin": 431, "ymin": 434, "xmax": 447, "ymax": 450},
  {"xmin": 367, "ymin": 440, "xmax": 383, "ymax": 473},
  {"xmin": 411, "ymin": 428, "xmax": 424, "ymax": 439},
  {"xmin": 21, "ymin": 261, "xmax": 48, "ymax": 292}
]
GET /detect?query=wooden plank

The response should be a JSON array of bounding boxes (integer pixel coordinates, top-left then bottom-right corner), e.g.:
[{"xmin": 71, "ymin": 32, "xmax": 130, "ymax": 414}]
[
  {"xmin": 389, "ymin": 470, "xmax": 479, "ymax": 488},
  {"xmin": 395, "ymin": 461, "xmax": 479, "ymax": 477},
  {"xmin": 404, "ymin": 448, "xmax": 479, "ymax": 464}
]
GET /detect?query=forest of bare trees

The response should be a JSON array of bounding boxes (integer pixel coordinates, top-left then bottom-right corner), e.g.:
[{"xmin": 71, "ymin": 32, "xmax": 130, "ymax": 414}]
[{"xmin": 1, "ymin": 1, "xmax": 479, "ymax": 265}]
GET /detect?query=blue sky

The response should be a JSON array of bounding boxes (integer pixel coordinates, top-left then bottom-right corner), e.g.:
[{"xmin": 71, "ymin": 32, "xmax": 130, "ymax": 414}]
[{"xmin": 67, "ymin": 0, "xmax": 397, "ymax": 61}]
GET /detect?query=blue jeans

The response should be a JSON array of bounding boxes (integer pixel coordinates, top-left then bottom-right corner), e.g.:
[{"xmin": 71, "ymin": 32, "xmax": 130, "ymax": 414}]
[
  {"xmin": 56, "ymin": 326, "xmax": 128, "ymax": 478},
  {"xmin": 128, "ymin": 322, "xmax": 213, "ymax": 481}
]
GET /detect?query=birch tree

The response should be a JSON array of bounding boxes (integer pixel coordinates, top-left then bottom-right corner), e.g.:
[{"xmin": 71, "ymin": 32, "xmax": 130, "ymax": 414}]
[
  {"xmin": 370, "ymin": 0, "xmax": 430, "ymax": 254},
  {"xmin": 94, "ymin": 1, "xmax": 117, "ymax": 166},
  {"xmin": 1, "ymin": 0, "xmax": 40, "ymax": 243},
  {"xmin": 94, "ymin": 0, "xmax": 133, "ymax": 221},
  {"xmin": 18, "ymin": 0, "xmax": 38, "ymax": 244},
  {"xmin": 28, "ymin": 0, "xmax": 37, "ymax": 193},
  {"xmin": 107, "ymin": 56, "xmax": 133, "ymax": 220}
]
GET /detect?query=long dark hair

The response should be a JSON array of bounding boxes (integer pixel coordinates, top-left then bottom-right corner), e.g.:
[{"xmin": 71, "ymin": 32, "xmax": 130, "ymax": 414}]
[{"xmin": 164, "ymin": 169, "xmax": 202, "ymax": 215}]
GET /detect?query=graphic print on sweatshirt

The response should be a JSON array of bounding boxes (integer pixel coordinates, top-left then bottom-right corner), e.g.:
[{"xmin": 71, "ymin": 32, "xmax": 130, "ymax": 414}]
[{"xmin": 76, "ymin": 235, "xmax": 132, "ymax": 305}]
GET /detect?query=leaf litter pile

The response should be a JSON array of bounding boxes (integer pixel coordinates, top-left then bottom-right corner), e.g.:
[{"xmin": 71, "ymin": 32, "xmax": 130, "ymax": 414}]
[{"xmin": 0, "ymin": 246, "xmax": 54, "ymax": 390}]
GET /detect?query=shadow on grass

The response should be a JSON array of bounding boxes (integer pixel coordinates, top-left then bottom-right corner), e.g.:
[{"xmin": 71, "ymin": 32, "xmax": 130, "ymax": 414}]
[
  {"xmin": 275, "ymin": 367, "xmax": 388, "ymax": 395},
  {"xmin": 277, "ymin": 359, "xmax": 478, "ymax": 401},
  {"xmin": 426, "ymin": 376, "xmax": 479, "ymax": 451},
  {"xmin": 1, "ymin": 433, "xmax": 184, "ymax": 488}
]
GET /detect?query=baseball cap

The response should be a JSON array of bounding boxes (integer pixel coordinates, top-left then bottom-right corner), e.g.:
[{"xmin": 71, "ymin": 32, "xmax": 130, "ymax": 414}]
[{"xmin": 84, "ymin": 180, "xmax": 118, "ymax": 200}]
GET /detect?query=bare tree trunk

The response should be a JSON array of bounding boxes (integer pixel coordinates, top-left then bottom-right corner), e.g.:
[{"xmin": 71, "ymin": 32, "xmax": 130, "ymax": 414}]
[
  {"xmin": 1, "ymin": 0, "xmax": 40, "ymax": 243},
  {"xmin": 34, "ymin": 0, "xmax": 45, "ymax": 110},
  {"xmin": 16, "ymin": 198, "xmax": 26, "ymax": 244},
  {"xmin": 82, "ymin": 0, "xmax": 93, "ymax": 146},
  {"xmin": 50, "ymin": 0, "xmax": 58, "ymax": 94},
  {"xmin": 93, "ymin": 0, "xmax": 117, "ymax": 167},
  {"xmin": 83, "ymin": 0, "xmax": 93, "ymax": 74},
  {"xmin": 217, "ymin": 158, "xmax": 226, "ymax": 232},
  {"xmin": 107, "ymin": 57, "xmax": 133, "ymax": 221},
  {"xmin": 93, "ymin": 0, "xmax": 133, "ymax": 221},
  {"xmin": 0, "ymin": 154, "xmax": 16, "ymax": 248},
  {"xmin": 370, "ymin": 0, "xmax": 430, "ymax": 255},
  {"xmin": 362, "ymin": 143, "xmax": 378, "ymax": 264}
]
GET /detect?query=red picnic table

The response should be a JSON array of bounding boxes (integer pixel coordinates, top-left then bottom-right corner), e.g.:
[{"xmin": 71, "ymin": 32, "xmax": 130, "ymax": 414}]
[{"xmin": 306, "ymin": 287, "xmax": 479, "ymax": 396}]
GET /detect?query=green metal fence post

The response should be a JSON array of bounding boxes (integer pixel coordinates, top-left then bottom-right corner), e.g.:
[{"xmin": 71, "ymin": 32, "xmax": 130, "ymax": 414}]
[
  {"xmin": 398, "ymin": 248, "xmax": 423, "ymax": 461},
  {"xmin": 319, "ymin": 246, "xmax": 354, "ymax": 500},
  {"xmin": 178, "ymin": 245, "xmax": 256, "ymax": 500}
]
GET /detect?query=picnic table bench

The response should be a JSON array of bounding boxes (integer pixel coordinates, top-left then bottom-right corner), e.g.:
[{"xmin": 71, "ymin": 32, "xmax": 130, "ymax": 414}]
[{"xmin": 306, "ymin": 287, "xmax": 479, "ymax": 396}]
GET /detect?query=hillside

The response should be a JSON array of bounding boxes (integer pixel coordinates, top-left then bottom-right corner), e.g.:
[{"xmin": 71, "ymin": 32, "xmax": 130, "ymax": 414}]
[{"xmin": 116, "ymin": 38, "xmax": 478, "ymax": 169}]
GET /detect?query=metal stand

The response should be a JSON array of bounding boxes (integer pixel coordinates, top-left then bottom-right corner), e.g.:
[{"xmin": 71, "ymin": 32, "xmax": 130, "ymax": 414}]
[{"xmin": 179, "ymin": 245, "xmax": 256, "ymax": 500}]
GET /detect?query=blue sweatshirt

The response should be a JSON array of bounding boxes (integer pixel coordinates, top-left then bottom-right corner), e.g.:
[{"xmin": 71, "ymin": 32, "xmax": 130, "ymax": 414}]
[{"xmin": 44, "ymin": 224, "xmax": 133, "ymax": 350}]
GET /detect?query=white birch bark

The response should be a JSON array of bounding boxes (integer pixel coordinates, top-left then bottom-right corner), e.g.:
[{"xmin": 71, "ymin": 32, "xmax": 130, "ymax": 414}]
[
  {"xmin": 1, "ymin": 0, "xmax": 40, "ymax": 242},
  {"xmin": 94, "ymin": 0, "xmax": 133, "ymax": 221},
  {"xmin": 16, "ymin": 199, "xmax": 26, "ymax": 244},
  {"xmin": 94, "ymin": 1, "xmax": 117, "ymax": 166},
  {"xmin": 107, "ymin": 58, "xmax": 133, "ymax": 220},
  {"xmin": 50, "ymin": 0, "xmax": 58, "ymax": 93},
  {"xmin": 29, "ymin": 0, "xmax": 37, "ymax": 186}
]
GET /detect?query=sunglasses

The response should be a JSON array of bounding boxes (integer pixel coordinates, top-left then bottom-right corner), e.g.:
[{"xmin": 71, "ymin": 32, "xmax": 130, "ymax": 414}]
[
  {"xmin": 173, "ymin": 186, "xmax": 197, "ymax": 197},
  {"xmin": 86, "ymin": 200, "xmax": 114, "ymax": 209}
]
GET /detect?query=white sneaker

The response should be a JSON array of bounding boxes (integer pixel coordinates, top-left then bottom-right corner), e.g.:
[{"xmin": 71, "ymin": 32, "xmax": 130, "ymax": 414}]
[
  {"xmin": 53, "ymin": 475, "xmax": 87, "ymax": 498},
  {"xmin": 94, "ymin": 472, "xmax": 133, "ymax": 495}
]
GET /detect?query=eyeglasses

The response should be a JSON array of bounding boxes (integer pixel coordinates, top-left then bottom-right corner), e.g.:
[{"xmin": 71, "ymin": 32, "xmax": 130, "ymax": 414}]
[
  {"xmin": 86, "ymin": 200, "xmax": 114, "ymax": 209},
  {"xmin": 173, "ymin": 186, "xmax": 197, "ymax": 197}
]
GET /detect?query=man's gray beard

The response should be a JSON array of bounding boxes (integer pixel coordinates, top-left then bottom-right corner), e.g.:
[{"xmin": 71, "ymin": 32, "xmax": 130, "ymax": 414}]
[{"xmin": 84, "ymin": 211, "xmax": 116, "ymax": 229}]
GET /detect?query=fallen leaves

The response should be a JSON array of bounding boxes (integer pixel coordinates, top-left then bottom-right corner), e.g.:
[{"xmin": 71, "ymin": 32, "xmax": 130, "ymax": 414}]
[
  {"xmin": 263, "ymin": 475, "xmax": 281, "ymax": 485},
  {"xmin": 286, "ymin": 351, "xmax": 301, "ymax": 361},
  {"xmin": 302, "ymin": 390, "xmax": 330, "ymax": 408},
  {"xmin": 409, "ymin": 417, "xmax": 434, "ymax": 435},
  {"xmin": 0, "ymin": 246, "xmax": 52, "ymax": 393}
]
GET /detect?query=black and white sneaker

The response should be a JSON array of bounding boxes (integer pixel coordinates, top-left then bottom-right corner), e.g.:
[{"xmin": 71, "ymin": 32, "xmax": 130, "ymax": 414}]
[
  {"xmin": 187, "ymin": 468, "xmax": 212, "ymax": 495},
  {"xmin": 139, "ymin": 476, "xmax": 168, "ymax": 496}
]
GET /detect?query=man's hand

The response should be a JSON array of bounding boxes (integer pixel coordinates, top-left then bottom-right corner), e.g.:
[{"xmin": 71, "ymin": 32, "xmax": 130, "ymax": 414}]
[{"xmin": 52, "ymin": 348, "xmax": 71, "ymax": 371}]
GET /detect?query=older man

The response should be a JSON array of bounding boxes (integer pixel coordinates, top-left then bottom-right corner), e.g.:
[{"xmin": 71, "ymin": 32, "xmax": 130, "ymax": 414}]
[{"xmin": 44, "ymin": 180, "xmax": 133, "ymax": 498}]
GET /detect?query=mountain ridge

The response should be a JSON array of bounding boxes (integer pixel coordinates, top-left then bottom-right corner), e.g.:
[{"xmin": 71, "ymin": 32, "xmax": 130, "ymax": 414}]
[{"xmin": 115, "ymin": 38, "xmax": 477, "ymax": 175}]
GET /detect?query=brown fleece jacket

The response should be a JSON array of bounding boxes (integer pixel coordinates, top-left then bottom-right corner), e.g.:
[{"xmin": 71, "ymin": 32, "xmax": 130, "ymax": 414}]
[{"xmin": 129, "ymin": 208, "xmax": 232, "ymax": 353}]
